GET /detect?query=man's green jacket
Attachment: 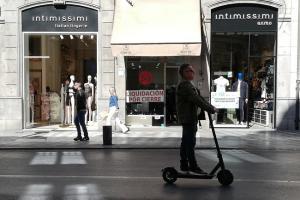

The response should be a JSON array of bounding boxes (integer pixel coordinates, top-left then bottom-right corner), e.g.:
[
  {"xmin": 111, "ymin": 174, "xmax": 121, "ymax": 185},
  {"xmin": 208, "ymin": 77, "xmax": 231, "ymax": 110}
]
[{"xmin": 176, "ymin": 80, "xmax": 215, "ymax": 124}]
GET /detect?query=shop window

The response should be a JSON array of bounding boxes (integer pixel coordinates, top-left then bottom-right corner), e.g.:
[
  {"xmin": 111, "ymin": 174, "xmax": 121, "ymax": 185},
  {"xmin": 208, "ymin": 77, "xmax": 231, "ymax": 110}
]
[
  {"xmin": 24, "ymin": 34, "xmax": 97, "ymax": 127},
  {"xmin": 126, "ymin": 57, "xmax": 164, "ymax": 116},
  {"xmin": 211, "ymin": 32, "xmax": 276, "ymax": 127}
]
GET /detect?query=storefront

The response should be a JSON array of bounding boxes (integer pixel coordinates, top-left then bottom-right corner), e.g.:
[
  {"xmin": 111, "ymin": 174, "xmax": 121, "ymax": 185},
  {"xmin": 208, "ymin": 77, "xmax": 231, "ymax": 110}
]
[
  {"xmin": 0, "ymin": 0, "xmax": 298, "ymax": 131},
  {"xmin": 22, "ymin": 3, "xmax": 99, "ymax": 128},
  {"xmin": 111, "ymin": 0, "xmax": 204, "ymax": 126},
  {"xmin": 209, "ymin": 4, "xmax": 277, "ymax": 128}
]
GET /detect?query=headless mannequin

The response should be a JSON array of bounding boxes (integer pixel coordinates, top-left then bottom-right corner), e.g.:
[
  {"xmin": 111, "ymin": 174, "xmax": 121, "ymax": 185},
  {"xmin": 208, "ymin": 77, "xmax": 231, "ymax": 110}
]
[
  {"xmin": 68, "ymin": 75, "xmax": 75, "ymax": 124},
  {"xmin": 213, "ymin": 76, "xmax": 229, "ymax": 93},
  {"xmin": 213, "ymin": 76, "xmax": 229, "ymax": 123},
  {"xmin": 84, "ymin": 75, "xmax": 94, "ymax": 123}
]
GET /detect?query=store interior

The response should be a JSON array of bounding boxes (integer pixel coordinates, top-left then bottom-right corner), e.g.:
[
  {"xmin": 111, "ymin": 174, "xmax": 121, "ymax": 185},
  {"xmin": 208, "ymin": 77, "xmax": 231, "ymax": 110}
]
[
  {"xmin": 24, "ymin": 34, "xmax": 97, "ymax": 127},
  {"xmin": 211, "ymin": 32, "xmax": 276, "ymax": 127}
]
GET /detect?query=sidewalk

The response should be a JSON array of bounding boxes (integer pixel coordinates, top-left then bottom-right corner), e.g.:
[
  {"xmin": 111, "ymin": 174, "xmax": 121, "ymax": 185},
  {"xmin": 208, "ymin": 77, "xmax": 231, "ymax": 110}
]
[{"xmin": 1, "ymin": 123, "xmax": 300, "ymax": 150}]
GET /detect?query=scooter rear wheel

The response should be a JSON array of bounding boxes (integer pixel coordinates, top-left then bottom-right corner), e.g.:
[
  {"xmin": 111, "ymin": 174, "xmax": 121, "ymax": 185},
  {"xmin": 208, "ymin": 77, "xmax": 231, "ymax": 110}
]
[
  {"xmin": 162, "ymin": 167, "xmax": 178, "ymax": 184},
  {"xmin": 217, "ymin": 169, "xmax": 234, "ymax": 186}
]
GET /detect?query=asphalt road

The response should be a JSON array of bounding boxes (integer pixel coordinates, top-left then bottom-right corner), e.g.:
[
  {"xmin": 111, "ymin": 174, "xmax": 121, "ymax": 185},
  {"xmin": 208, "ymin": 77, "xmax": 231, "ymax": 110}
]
[{"xmin": 0, "ymin": 149, "xmax": 299, "ymax": 200}]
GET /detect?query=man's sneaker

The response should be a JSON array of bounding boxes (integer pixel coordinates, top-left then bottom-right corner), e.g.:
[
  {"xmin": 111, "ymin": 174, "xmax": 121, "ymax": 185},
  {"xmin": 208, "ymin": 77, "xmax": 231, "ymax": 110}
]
[
  {"xmin": 189, "ymin": 166, "xmax": 207, "ymax": 174},
  {"xmin": 83, "ymin": 137, "xmax": 90, "ymax": 141},
  {"xmin": 74, "ymin": 137, "xmax": 83, "ymax": 141},
  {"xmin": 180, "ymin": 162, "xmax": 189, "ymax": 172}
]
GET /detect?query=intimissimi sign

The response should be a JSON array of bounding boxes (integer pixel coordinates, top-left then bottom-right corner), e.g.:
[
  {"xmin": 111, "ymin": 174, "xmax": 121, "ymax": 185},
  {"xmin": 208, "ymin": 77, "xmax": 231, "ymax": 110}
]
[
  {"xmin": 212, "ymin": 4, "xmax": 278, "ymax": 32},
  {"xmin": 22, "ymin": 5, "xmax": 98, "ymax": 32}
]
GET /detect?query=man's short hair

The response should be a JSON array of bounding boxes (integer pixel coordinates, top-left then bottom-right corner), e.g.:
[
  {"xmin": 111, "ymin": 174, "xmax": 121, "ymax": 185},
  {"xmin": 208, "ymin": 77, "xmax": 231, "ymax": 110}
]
[{"xmin": 179, "ymin": 63, "xmax": 191, "ymax": 77}]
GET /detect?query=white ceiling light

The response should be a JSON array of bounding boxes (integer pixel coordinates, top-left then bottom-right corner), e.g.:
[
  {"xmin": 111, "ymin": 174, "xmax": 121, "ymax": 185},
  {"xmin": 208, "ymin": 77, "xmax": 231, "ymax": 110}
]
[
  {"xmin": 60, "ymin": 35, "xmax": 64, "ymax": 39},
  {"xmin": 90, "ymin": 35, "xmax": 94, "ymax": 40},
  {"xmin": 70, "ymin": 35, "xmax": 74, "ymax": 40},
  {"xmin": 80, "ymin": 35, "xmax": 83, "ymax": 40}
]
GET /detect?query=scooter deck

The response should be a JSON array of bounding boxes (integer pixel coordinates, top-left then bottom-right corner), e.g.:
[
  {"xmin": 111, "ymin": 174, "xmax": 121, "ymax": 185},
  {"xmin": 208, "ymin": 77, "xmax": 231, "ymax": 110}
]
[{"xmin": 177, "ymin": 171, "xmax": 214, "ymax": 179}]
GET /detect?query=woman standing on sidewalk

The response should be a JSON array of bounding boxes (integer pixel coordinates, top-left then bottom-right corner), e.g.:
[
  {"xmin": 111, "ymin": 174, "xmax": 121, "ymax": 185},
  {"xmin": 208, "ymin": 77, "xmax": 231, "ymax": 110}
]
[{"xmin": 106, "ymin": 87, "xmax": 129, "ymax": 133}]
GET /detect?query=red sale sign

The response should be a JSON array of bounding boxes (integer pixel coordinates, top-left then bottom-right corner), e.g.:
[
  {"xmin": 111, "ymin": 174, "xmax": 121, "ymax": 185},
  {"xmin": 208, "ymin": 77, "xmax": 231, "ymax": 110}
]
[{"xmin": 138, "ymin": 70, "xmax": 153, "ymax": 86}]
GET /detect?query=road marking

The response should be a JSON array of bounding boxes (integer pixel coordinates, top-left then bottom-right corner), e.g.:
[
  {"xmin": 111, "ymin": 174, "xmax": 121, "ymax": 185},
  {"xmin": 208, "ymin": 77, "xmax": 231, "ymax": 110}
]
[
  {"xmin": 196, "ymin": 150, "xmax": 274, "ymax": 163},
  {"xmin": 30, "ymin": 152, "xmax": 58, "ymax": 165},
  {"xmin": 0, "ymin": 175, "xmax": 299, "ymax": 184},
  {"xmin": 61, "ymin": 151, "xmax": 87, "ymax": 165},
  {"xmin": 30, "ymin": 151, "xmax": 87, "ymax": 165},
  {"xmin": 198, "ymin": 150, "xmax": 242, "ymax": 163},
  {"xmin": 224, "ymin": 150, "xmax": 274, "ymax": 163}
]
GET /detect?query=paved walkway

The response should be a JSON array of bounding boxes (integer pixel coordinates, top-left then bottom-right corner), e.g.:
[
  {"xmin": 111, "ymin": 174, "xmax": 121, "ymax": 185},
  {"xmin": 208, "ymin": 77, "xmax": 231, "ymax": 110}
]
[{"xmin": 0, "ymin": 122, "xmax": 299, "ymax": 150}]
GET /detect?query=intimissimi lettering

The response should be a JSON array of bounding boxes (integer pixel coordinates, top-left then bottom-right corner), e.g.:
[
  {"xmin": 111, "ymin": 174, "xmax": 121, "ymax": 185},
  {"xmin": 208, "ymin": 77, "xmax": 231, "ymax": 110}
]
[
  {"xmin": 32, "ymin": 15, "xmax": 88, "ymax": 22},
  {"xmin": 215, "ymin": 13, "xmax": 274, "ymax": 20}
]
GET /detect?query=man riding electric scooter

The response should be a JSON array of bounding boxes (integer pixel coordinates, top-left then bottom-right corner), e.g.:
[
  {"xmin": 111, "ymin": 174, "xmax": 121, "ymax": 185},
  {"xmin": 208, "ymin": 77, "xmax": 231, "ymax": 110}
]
[{"xmin": 176, "ymin": 63, "xmax": 217, "ymax": 174}]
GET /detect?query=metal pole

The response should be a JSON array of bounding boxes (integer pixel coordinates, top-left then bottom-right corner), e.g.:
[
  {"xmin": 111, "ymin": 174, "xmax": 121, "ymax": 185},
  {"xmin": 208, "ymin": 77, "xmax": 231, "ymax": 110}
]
[
  {"xmin": 296, "ymin": 80, "xmax": 300, "ymax": 130},
  {"xmin": 296, "ymin": 1, "xmax": 300, "ymax": 130}
]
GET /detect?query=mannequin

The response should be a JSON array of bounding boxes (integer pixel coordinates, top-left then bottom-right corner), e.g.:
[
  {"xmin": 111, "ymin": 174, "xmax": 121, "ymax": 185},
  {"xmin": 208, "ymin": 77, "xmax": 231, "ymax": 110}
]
[
  {"xmin": 93, "ymin": 76, "xmax": 97, "ymax": 122},
  {"xmin": 84, "ymin": 75, "xmax": 94, "ymax": 123},
  {"xmin": 232, "ymin": 72, "xmax": 248, "ymax": 125},
  {"xmin": 29, "ymin": 83, "xmax": 35, "ymax": 123},
  {"xmin": 60, "ymin": 83, "xmax": 65, "ymax": 125},
  {"xmin": 213, "ymin": 76, "xmax": 229, "ymax": 93},
  {"xmin": 68, "ymin": 75, "xmax": 75, "ymax": 124},
  {"xmin": 213, "ymin": 76, "xmax": 229, "ymax": 123},
  {"xmin": 63, "ymin": 79, "xmax": 70, "ymax": 124},
  {"xmin": 261, "ymin": 79, "xmax": 267, "ymax": 99}
]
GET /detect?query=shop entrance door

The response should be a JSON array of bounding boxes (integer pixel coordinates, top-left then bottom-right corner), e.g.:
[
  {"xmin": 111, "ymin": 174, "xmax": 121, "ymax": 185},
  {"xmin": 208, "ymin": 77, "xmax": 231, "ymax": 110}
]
[{"xmin": 165, "ymin": 66, "xmax": 180, "ymax": 126}]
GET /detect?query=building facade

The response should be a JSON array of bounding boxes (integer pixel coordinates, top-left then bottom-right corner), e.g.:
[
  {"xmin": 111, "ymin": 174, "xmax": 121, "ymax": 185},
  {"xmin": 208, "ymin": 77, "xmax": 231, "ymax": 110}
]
[{"xmin": 0, "ymin": 0, "xmax": 299, "ymax": 132}]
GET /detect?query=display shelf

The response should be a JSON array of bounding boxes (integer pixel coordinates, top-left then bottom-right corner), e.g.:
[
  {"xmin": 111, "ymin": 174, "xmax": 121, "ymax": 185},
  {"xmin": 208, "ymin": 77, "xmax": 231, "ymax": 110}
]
[{"xmin": 252, "ymin": 109, "xmax": 273, "ymax": 127}]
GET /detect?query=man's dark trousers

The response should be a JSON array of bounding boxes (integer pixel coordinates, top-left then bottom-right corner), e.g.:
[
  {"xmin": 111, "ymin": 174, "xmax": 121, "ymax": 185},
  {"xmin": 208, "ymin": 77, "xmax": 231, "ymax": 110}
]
[
  {"xmin": 180, "ymin": 123, "xmax": 198, "ymax": 167},
  {"xmin": 74, "ymin": 110, "xmax": 88, "ymax": 138}
]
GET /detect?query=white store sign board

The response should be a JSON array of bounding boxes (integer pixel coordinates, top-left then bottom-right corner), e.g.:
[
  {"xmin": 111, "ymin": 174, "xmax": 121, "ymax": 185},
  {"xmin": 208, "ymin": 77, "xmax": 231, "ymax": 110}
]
[
  {"xmin": 126, "ymin": 90, "xmax": 164, "ymax": 102},
  {"xmin": 211, "ymin": 92, "xmax": 239, "ymax": 108}
]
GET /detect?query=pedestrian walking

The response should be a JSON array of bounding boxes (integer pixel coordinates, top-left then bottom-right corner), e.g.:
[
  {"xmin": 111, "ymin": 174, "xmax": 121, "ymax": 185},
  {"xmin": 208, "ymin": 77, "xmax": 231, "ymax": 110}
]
[
  {"xmin": 176, "ymin": 63, "xmax": 217, "ymax": 174},
  {"xmin": 106, "ymin": 87, "xmax": 129, "ymax": 133},
  {"xmin": 73, "ymin": 81, "xmax": 89, "ymax": 141}
]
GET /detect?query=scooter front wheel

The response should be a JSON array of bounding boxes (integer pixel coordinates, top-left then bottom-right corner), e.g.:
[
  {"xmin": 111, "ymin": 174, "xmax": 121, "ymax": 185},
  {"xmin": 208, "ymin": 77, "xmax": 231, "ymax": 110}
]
[
  {"xmin": 217, "ymin": 169, "xmax": 234, "ymax": 186},
  {"xmin": 162, "ymin": 167, "xmax": 178, "ymax": 184}
]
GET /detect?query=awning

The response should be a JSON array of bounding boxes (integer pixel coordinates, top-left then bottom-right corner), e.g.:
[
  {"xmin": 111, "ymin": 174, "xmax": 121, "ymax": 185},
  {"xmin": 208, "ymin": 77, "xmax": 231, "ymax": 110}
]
[{"xmin": 111, "ymin": 0, "xmax": 202, "ymax": 57}]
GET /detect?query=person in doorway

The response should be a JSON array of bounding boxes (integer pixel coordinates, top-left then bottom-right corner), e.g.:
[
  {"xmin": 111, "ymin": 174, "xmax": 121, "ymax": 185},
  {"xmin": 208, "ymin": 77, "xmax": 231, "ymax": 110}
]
[
  {"xmin": 176, "ymin": 63, "xmax": 217, "ymax": 174},
  {"xmin": 232, "ymin": 72, "xmax": 248, "ymax": 125},
  {"xmin": 73, "ymin": 81, "xmax": 89, "ymax": 141},
  {"xmin": 106, "ymin": 87, "xmax": 129, "ymax": 133}
]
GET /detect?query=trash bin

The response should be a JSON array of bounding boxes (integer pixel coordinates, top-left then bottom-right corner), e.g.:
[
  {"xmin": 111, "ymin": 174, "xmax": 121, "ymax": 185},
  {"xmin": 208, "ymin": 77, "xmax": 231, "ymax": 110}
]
[{"xmin": 103, "ymin": 125, "xmax": 112, "ymax": 145}]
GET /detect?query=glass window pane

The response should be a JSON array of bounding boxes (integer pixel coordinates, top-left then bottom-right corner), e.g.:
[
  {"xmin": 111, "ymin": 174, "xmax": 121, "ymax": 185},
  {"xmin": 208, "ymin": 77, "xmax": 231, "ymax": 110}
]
[
  {"xmin": 250, "ymin": 33, "xmax": 276, "ymax": 57},
  {"xmin": 211, "ymin": 33, "xmax": 249, "ymax": 126},
  {"xmin": 126, "ymin": 57, "xmax": 164, "ymax": 115}
]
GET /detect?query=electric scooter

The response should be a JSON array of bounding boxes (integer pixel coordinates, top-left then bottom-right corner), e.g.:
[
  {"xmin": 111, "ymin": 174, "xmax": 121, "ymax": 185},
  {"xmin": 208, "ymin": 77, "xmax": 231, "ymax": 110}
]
[{"xmin": 162, "ymin": 113, "xmax": 234, "ymax": 186}]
